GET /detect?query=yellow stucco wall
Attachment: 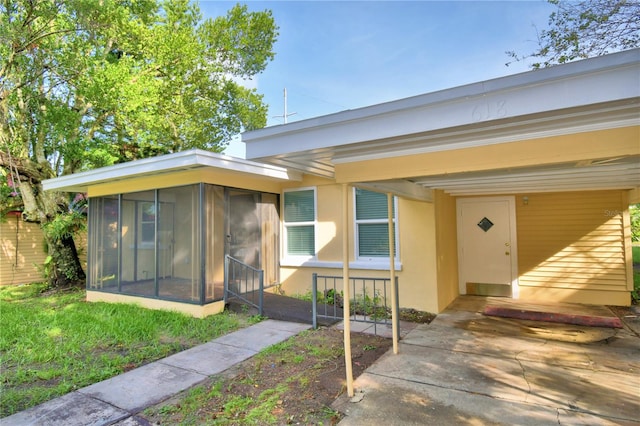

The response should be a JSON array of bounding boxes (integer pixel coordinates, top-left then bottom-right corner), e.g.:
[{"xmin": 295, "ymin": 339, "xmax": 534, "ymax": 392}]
[
  {"xmin": 277, "ymin": 180, "xmax": 439, "ymax": 314},
  {"xmin": 433, "ymin": 190, "xmax": 459, "ymax": 311},
  {"xmin": 516, "ymin": 190, "xmax": 631, "ymax": 306}
]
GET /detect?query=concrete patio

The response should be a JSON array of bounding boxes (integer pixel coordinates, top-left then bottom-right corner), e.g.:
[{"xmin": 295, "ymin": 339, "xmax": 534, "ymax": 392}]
[{"xmin": 333, "ymin": 296, "xmax": 640, "ymax": 425}]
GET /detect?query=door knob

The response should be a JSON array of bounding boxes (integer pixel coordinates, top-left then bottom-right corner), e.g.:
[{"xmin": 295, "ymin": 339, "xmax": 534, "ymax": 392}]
[{"xmin": 505, "ymin": 251, "xmax": 510, "ymax": 256}]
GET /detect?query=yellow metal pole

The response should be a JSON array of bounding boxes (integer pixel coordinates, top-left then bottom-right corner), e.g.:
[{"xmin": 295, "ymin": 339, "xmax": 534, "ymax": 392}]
[
  {"xmin": 388, "ymin": 193, "xmax": 399, "ymax": 354},
  {"xmin": 342, "ymin": 184, "xmax": 354, "ymax": 397}
]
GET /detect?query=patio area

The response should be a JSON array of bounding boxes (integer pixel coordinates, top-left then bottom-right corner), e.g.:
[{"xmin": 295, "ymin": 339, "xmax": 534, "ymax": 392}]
[{"xmin": 333, "ymin": 296, "xmax": 639, "ymax": 425}]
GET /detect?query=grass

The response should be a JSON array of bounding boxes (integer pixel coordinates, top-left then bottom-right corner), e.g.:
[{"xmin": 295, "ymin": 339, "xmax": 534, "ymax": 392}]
[{"xmin": 0, "ymin": 283, "xmax": 257, "ymax": 417}]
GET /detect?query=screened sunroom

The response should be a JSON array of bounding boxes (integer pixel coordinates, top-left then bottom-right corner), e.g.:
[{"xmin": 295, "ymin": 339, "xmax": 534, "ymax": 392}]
[
  {"xmin": 88, "ymin": 184, "xmax": 279, "ymax": 304},
  {"xmin": 43, "ymin": 150, "xmax": 297, "ymax": 317}
]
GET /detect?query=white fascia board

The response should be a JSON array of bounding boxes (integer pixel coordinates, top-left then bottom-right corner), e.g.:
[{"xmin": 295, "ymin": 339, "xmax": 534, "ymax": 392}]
[
  {"xmin": 43, "ymin": 149, "xmax": 301, "ymax": 193},
  {"xmin": 243, "ymin": 49, "xmax": 640, "ymax": 160},
  {"xmin": 354, "ymin": 180, "xmax": 433, "ymax": 202}
]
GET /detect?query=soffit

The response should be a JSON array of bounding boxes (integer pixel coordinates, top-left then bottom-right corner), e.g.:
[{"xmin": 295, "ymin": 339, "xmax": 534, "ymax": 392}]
[
  {"xmin": 408, "ymin": 155, "xmax": 640, "ymax": 196},
  {"xmin": 42, "ymin": 149, "xmax": 301, "ymax": 193}
]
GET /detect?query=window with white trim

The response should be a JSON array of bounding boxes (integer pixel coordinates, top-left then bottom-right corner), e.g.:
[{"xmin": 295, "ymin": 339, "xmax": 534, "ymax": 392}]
[
  {"xmin": 354, "ymin": 188, "xmax": 398, "ymax": 260},
  {"xmin": 283, "ymin": 188, "xmax": 316, "ymax": 257}
]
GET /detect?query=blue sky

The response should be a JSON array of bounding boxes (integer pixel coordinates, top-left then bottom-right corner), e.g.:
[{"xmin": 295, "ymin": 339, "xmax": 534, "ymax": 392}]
[{"xmin": 197, "ymin": 1, "xmax": 556, "ymax": 157}]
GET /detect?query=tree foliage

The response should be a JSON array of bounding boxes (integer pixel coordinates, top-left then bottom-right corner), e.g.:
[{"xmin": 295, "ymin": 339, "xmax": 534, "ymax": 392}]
[
  {"xmin": 0, "ymin": 0, "xmax": 278, "ymax": 287},
  {"xmin": 507, "ymin": 0, "xmax": 639, "ymax": 68}
]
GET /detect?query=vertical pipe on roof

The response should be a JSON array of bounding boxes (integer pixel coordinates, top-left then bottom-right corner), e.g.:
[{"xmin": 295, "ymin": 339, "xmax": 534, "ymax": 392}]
[
  {"xmin": 342, "ymin": 183, "xmax": 354, "ymax": 397},
  {"xmin": 388, "ymin": 193, "xmax": 399, "ymax": 354}
]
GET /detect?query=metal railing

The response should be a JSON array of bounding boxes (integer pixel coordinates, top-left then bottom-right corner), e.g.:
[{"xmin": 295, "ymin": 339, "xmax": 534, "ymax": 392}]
[
  {"xmin": 312, "ymin": 273, "xmax": 399, "ymax": 335},
  {"xmin": 224, "ymin": 255, "xmax": 265, "ymax": 316}
]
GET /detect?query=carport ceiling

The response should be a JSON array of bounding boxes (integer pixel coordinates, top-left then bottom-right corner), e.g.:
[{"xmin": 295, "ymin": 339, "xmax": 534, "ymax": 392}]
[{"xmin": 406, "ymin": 155, "xmax": 640, "ymax": 196}]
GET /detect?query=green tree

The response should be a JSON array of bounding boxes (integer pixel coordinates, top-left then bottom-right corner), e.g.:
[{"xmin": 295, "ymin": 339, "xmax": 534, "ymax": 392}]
[
  {"xmin": 507, "ymin": 0, "xmax": 639, "ymax": 68},
  {"xmin": 0, "ymin": 0, "xmax": 278, "ymax": 287},
  {"xmin": 631, "ymin": 204, "xmax": 640, "ymax": 243}
]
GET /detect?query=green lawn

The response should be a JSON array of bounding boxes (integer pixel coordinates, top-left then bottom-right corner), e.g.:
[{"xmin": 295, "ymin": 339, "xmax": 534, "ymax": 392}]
[{"xmin": 0, "ymin": 284, "xmax": 256, "ymax": 417}]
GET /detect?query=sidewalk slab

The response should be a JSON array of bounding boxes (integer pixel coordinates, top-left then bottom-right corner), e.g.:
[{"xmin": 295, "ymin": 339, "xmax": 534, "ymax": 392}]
[
  {"xmin": 214, "ymin": 320, "xmax": 310, "ymax": 351},
  {"xmin": 78, "ymin": 362, "xmax": 207, "ymax": 412},
  {"xmin": 1, "ymin": 391, "xmax": 129, "ymax": 426},
  {"xmin": 160, "ymin": 341, "xmax": 257, "ymax": 376}
]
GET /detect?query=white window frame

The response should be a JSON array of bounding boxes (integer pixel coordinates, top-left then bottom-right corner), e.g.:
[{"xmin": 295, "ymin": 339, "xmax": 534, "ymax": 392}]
[
  {"xmin": 353, "ymin": 188, "xmax": 399, "ymax": 264},
  {"xmin": 282, "ymin": 187, "xmax": 317, "ymax": 263}
]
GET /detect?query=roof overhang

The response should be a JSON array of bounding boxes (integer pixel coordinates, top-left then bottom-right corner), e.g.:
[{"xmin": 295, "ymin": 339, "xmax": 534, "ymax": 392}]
[
  {"xmin": 43, "ymin": 149, "xmax": 302, "ymax": 193},
  {"xmin": 242, "ymin": 49, "xmax": 640, "ymax": 201}
]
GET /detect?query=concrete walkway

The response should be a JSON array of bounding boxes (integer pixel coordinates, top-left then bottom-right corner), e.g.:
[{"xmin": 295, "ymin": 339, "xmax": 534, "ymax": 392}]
[
  {"xmin": 2, "ymin": 320, "xmax": 310, "ymax": 426},
  {"xmin": 333, "ymin": 296, "xmax": 640, "ymax": 425}
]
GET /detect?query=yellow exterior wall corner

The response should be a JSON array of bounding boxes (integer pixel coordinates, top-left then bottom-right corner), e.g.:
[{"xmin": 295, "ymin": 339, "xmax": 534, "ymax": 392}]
[{"xmin": 433, "ymin": 190, "xmax": 459, "ymax": 312}]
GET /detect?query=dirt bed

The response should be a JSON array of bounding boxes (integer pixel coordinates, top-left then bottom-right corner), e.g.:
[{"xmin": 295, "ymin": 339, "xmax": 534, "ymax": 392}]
[{"xmin": 141, "ymin": 327, "xmax": 394, "ymax": 425}]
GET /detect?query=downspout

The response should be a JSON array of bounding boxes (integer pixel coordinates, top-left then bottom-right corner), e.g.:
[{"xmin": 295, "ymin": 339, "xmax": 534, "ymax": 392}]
[
  {"xmin": 388, "ymin": 193, "xmax": 399, "ymax": 354},
  {"xmin": 342, "ymin": 183, "xmax": 354, "ymax": 397}
]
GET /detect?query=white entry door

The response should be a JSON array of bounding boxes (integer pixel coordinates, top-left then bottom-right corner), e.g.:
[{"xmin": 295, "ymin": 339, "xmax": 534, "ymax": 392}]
[{"xmin": 457, "ymin": 197, "xmax": 518, "ymax": 297}]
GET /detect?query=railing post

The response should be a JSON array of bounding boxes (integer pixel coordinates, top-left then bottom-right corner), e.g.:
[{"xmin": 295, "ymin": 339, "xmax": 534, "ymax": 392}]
[
  {"xmin": 395, "ymin": 276, "xmax": 400, "ymax": 337},
  {"xmin": 224, "ymin": 255, "xmax": 229, "ymax": 304},
  {"xmin": 258, "ymin": 270, "xmax": 264, "ymax": 317},
  {"xmin": 312, "ymin": 273, "xmax": 318, "ymax": 329}
]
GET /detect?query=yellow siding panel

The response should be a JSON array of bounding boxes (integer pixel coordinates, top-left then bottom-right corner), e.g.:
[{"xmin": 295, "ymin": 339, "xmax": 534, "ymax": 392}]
[
  {"xmin": 1, "ymin": 216, "xmax": 88, "ymax": 287},
  {"xmin": 1, "ymin": 216, "xmax": 47, "ymax": 286},
  {"xmin": 516, "ymin": 190, "xmax": 629, "ymax": 295}
]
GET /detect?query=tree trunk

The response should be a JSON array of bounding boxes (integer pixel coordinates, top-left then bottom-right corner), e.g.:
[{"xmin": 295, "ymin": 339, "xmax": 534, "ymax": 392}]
[
  {"xmin": 47, "ymin": 233, "xmax": 86, "ymax": 288},
  {"xmin": 1, "ymin": 152, "xmax": 86, "ymax": 288}
]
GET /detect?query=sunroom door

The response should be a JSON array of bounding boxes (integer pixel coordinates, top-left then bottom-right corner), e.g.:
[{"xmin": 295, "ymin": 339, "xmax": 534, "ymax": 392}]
[
  {"xmin": 226, "ymin": 190, "xmax": 261, "ymax": 269},
  {"xmin": 225, "ymin": 190, "xmax": 279, "ymax": 286}
]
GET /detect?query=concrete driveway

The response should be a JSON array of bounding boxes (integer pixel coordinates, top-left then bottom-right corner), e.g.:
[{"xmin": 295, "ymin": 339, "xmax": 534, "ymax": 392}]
[{"xmin": 333, "ymin": 296, "xmax": 640, "ymax": 425}]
